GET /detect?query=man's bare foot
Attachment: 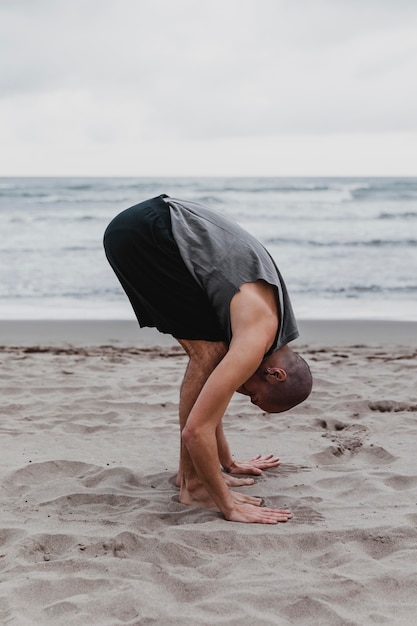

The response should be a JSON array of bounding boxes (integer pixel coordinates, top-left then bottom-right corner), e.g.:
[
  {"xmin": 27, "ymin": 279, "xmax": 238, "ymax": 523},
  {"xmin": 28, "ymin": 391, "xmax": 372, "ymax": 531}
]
[
  {"xmin": 179, "ymin": 483, "xmax": 291, "ymax": 523},
  {"xmin": 179, "ymin": 483, "xmax": 262, "ymax": 509},
  {"xmin": 179, "ymin": 481, "xmax": 217, "ymax": 508}
]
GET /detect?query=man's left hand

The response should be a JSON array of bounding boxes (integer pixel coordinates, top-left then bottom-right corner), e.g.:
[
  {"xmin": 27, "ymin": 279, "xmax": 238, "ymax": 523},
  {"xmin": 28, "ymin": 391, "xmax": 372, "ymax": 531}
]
[{"xmin": 224, "ymin": 454, "xmax": 280, "ymax": 475}]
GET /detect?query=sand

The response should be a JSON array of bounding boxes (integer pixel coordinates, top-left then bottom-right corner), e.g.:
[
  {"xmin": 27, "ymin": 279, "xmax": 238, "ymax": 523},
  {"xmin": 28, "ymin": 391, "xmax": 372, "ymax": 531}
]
[{"xmin": 1, "ymin": 320, "xmax": 416, "ymax": 625}]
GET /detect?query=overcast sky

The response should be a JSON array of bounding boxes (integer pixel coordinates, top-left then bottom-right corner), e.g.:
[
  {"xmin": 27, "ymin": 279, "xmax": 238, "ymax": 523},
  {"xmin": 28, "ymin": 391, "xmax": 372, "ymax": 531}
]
[{"xmin": 1, "ymin": 0, "xmax": 416, "ymax": 176}]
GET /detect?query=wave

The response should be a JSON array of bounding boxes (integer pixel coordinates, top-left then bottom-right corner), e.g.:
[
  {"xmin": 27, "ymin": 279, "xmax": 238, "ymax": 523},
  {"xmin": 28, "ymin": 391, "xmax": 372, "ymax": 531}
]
[
  {"xmin": 265, "ymin": 237, "xmax": 417, "ymax": 247},
  {"xmin": 196, "ymin": 195, "xmax": 224, "ymax": 204},
  {"xmin": 351, "ymin": 179, "xmax": 417, "ymax": 201},
  {"xmin": 65, "ymin": 184, "xmax": 95, "ymax": 191},
  {"xmin": 297, "ymin": 285, "xmax": 417, "ymax": 295},
  {"xmin": 1, "ymin": 192, "xmax": 52, "ymax": 198},
  {"xmin": 219, "ymin": 184, "xmax": 334, "ymax": 193},
  {"xmin": 0, "ymin": 244, "xmax": 103, "ymax": 254},
  {"xmin": 30, "ymin": 196, "xmax": 129, "ymax": 205},
  {"xmin": 379, "ymin": 211, "xmax": 417, "ymax": 220},
  {"xmin": 32, "ymin": 215, "xmax": 97, "ymax": 222},
  {"xmin": 2, "ymin": 177, "xmax": 416, "ymax": 206},
  {"xmin": 3, "ymin": 284, "xmax": 416, "ymax": 301}
]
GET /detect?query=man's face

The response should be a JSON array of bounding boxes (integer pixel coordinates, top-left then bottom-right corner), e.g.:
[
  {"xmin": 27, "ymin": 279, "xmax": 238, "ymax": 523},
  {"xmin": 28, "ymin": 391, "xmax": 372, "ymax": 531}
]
[
  {"xmin": 238, "ymin": 366, "xmax": 276, "ymax": 413},
  {"xmin": 237, "ymin": 357, "xmax": 289, "ymax": 413}
]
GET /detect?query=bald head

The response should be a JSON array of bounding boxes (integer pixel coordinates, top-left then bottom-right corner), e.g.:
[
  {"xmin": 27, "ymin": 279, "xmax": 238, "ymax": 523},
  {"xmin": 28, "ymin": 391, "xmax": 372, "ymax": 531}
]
[
  {"xmin": 241, "ymin": 346, "xmax": 312, "ymax": 413},
  {"xmin": 262, "ymin": 348, "xmax": 312, "ymax": 412}
]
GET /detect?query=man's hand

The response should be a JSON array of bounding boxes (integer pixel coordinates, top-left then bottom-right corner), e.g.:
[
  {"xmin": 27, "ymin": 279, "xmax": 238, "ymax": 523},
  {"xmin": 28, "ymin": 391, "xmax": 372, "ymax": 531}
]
[
  {"xmin": 224, "ymin": 454, "xmax": 280, "ymax": 476},
  {"xmin": 226, "ymin": 503, "xmax": 292, "ymax": 524}
]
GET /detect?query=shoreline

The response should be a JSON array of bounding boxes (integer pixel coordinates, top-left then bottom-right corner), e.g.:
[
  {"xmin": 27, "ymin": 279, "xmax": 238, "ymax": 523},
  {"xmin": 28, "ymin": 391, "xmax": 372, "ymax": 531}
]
[{"xmin": 0, "ymin": 318, "xmax": 416, "ymax": 347}]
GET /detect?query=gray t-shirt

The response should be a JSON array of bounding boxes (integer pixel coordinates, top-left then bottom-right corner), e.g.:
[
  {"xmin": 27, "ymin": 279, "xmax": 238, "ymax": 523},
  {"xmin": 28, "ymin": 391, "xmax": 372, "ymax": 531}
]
[{"xmin": 164, "ymin": 197, "xmax": 299, "ymax": 353}]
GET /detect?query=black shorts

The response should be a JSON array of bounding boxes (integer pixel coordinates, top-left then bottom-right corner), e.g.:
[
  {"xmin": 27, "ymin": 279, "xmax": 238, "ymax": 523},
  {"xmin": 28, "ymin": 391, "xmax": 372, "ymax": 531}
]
[{"xmin": 103, "ymin": 195, "xmax": 225, "ymax": 341}]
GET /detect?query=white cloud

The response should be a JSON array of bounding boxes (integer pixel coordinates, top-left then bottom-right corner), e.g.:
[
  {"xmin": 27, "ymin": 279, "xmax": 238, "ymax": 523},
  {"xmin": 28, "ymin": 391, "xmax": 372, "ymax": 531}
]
[{"xmin": 0, "ymin": 0, "xmax": 416, "ymax": 175}]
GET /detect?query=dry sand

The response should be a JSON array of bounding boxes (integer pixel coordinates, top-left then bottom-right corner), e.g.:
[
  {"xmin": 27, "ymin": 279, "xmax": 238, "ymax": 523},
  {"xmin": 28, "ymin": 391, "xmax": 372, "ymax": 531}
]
[{"xmin": 1, "ymin": 320, "xmax": 416, "ymax": 625}]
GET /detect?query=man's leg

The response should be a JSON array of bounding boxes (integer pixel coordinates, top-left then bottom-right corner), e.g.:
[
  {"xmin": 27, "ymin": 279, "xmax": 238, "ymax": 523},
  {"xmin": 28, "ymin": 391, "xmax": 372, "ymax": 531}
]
[
  {"xmin": 176, "ymin": 339, "xmax": 262, "ymax": 508},
  {"xmin": 176, "ymin": 339, "xmax": 226, "ymax": 506}
]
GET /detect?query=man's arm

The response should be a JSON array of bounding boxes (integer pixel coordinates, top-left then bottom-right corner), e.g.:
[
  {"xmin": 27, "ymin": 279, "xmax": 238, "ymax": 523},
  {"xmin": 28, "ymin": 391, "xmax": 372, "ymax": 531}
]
[
  {"xmin": 182, "ymin": 282, "xmax": 291, "ymax": 523},
  {"xmin": 218, "ymin": 281, "xmax": 282, "ymax": 477},
  {"xmin": 182, "ymin": 320, "xmax": 290, "ymax": 523}
]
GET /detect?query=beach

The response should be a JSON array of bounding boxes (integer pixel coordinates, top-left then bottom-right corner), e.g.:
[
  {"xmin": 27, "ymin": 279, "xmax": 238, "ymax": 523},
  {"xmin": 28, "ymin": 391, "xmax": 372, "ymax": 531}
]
[{"xmin": 1, "ymin": 319, "xmax": 416, "ymax": 625}]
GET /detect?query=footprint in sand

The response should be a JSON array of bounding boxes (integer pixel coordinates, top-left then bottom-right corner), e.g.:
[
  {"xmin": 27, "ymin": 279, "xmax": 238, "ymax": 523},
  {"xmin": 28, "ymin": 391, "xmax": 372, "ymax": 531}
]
[
  {"xmin": 274, "ymin": 463, "xmax": 311, "ymax": 476},
  {"xmin": 312, "ymin": 420, "xmax": 396, "ymax": 466},
  {"xmin": 315, "ymin": 419, "xmax": 369, "ymax": 453},
  {"xmin": 324, "ymin": 424, "xmax": 369, "ymax": 452},
  {"xmin": 289, "ymin": 505, "xmax": 325, "ymax": 524},
  {"xmin": 368, "ymin": 400, "xmax": 417, "ymax": 413},
  {"xmin": 266, "ymin": 496, "xmax": 324, "ymax": 524},
  {"xmin": 314, "ymin": 418, "xmax": 352, "ymax": 432}
]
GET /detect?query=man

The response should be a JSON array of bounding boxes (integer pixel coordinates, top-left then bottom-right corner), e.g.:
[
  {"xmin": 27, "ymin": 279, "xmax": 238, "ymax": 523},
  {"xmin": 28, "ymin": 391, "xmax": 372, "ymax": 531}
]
[{"xmin": 104, "ymin": 194, "xmax": 312, "ymax": 524}]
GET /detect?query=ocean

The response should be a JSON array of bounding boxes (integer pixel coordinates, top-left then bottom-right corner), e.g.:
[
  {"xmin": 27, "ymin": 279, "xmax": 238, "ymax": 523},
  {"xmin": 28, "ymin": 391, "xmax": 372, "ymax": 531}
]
[{"xmin": 1, "ymin": 177, "xmax": 416, "ymax": 321}]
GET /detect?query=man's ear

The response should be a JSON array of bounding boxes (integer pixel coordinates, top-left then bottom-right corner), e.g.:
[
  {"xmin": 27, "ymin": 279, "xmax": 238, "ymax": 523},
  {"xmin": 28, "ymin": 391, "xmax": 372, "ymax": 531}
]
[{"xmin": 266, "ymin": 367, "xmax": 287, "ymax": 382}]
